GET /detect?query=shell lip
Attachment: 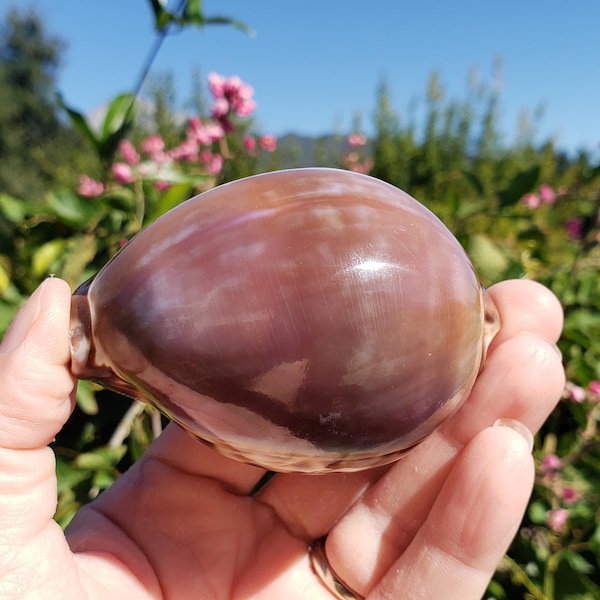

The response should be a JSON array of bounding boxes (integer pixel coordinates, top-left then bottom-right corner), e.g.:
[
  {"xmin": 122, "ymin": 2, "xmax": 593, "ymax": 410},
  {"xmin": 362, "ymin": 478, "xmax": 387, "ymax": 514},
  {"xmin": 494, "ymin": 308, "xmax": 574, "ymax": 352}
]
[{"xmin": 69, "ymin": 278, "xmax": 142, "ymax": 401}]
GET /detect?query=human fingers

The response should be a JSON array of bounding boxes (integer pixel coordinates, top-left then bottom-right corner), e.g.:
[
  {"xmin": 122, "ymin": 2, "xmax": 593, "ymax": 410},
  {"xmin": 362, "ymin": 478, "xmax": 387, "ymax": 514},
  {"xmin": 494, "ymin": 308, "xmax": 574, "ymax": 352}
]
[
  {"xmin": 366, "ymin": 424, "xmax": 534, "ymax": 600},
  {"xmin": 254, "ymin": 279, "xmax": 564, "ymax": 542},
  {"xmin": 0, "ymin": 277, "xmax": 75, "ymax": 449},
  {"xmin": 323, "ymin": 330, "xmax": 562, "ymax": 595},
  {"xmin": 141, "ymin": 423, "xmax": 268, "ymax": 495},
  {"xmin": 322, "ymin": 282, "xmax": 564, "ymax": 593},
  {"xmin": 0, "ymin": 278, "xmax": 82, "ymax": 597},
  {"xmin": 486, "ymin": 278, "xmax": 563, "ymax": 349}
]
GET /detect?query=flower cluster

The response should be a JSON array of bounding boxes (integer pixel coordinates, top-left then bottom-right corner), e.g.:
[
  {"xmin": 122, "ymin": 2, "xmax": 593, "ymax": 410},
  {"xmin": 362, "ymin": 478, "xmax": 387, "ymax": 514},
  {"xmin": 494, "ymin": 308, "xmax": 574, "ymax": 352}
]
[
  {"xmin": 342, "ymin": 132, "xmax": 373, "ymax": 174},
  {"xmin": 538, "ymin": 452, "xmax": 579, "ymax": 533},
  {"xmin": 208, "ymin": 72, "xmax": 257, "ymax": 131},
  {"xmin": 77, "ymin": 73, "xmax": 277, "ymax": 199},
  {"xmin": 563, "ymin": 379, "xmax": 600, "ymax": 404},
  {"xmin": 534, "ymin": 379, "xmax": 600, "ymax": 534},
  {"xmin": 520, "ymin": 183, "xmax": 599, "ymax": 243},
  {"xmin": 243, "ymin": 133, "xmax": 277, "ymax": 153},
  {"xmin": 521, "ymin": 184, "xmax": 557, "ymax": 209}
]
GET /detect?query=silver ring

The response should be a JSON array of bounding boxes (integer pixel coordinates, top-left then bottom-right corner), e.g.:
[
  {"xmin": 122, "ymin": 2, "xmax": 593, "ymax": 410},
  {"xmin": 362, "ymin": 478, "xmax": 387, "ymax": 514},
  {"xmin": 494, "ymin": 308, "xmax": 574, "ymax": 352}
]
[{"xmin": 309, "ymin": 537, "xmax": 364, "ymax": 600}]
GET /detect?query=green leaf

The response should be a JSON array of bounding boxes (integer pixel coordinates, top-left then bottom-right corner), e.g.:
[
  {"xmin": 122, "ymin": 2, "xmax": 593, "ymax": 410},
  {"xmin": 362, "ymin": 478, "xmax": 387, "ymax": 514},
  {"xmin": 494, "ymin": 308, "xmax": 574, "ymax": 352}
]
[
  {"xmin": 59, "ymin": 95, "xmax": 101, "ymax": 154},
  {"xmin": 147, "ymin": 0, "xmax": 168, "ymax": 21},
  {"xmin": 0, "ymin": 263, "xmax": 10, "ymax": 294},
  {"xmin": 75, "ymin": 380, "xmax": 99, "ymax": 415},
  {"xmin": 528, "ymin": 500, "xmax": 548, "ymax": 524},
  {"xmin": 202, "ymin": 15, "xmax": 254, "ymax": 36},
  {"xmin": 92, "ymin": 469, "xmax": 119, "ymax": 490},
  {"xmin": 468, "ymin": 233, "xmax": 508, "ymax": 281},
  {"xmin": 582, "ymin": 163, "xmax": 600, "ymax": 183},
  {"xmin": 32, "ymin": 239, "xmax": 66, "ymax": 277},
  {"xmin": 182, "ymin": 0, "xmax": 203, "ymax": 23},
  {"xmin": 46, "ymin": 190, "xmax": 104, "ymax": 229},
  {"xmin": 455, "ymin": 199, "xmax": 487, "ymax": 220},
  {"xmin": 74, "ymin": 445, "xmax": 127, "ymax": 471},
  {"xmin": 147, "ymin": 0, "xmax": 175, "ymax": 31},
  {"xmin": 564, "ymin": 549, "xmax": 595, "ymax": 575},
  {"xmin": 179, "ymin": 1, "xmax": 254, "ymax": 35},
  {"xmin": 101, "ymin": 93, "xmax": 135, "ymax": 142},
  {"xmin": 497, "ymin": 165, "xmax": 540, "ymax": 207},
  {"xmin": 462, "ymin": 170, "xmax": 485, "ymax": 196},
  {"xmin": 148, "ymin": 182, "xmax": 194, "ymax": 222},
  {"xmin": 0, "ymin": 193, "xmax": 30, "ymax": 222},
  {"xmin": 60, "ymin": 234, "xmax": 98, "ymax": 288},
  {"xmin": 55, "ymin": 457, "xmax": 93, "ymax": 494}
]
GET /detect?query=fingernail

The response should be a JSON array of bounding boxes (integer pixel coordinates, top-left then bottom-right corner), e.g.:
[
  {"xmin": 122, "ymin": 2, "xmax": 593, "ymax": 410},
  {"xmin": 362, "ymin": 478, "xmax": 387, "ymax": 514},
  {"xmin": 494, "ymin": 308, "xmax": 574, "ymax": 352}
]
[
  {"xmin": 0, "ymin": 280, "xmax": 47, "ymax": 354},
  {"xmin": 551, "ymin": 342, "xmax": 563, "ymax": 360},
  {"xmin": 494, "ymin": 418, "xmax": 534, "ymax": 452}
]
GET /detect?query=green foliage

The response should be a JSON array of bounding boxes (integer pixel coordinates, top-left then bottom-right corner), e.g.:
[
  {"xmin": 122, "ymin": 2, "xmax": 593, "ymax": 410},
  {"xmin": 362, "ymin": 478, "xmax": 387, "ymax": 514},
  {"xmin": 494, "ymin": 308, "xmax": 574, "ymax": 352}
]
[
  {"xmin": 0, "ymin": 8, "xmax": 92, "ymax": 198},
  {"xmin": 61, "ymin": 93, "xmax": 135, "ymax": 173},
  {"xmin": 147, "ymin": 0, "xmax": 253, "ymax": 35}
]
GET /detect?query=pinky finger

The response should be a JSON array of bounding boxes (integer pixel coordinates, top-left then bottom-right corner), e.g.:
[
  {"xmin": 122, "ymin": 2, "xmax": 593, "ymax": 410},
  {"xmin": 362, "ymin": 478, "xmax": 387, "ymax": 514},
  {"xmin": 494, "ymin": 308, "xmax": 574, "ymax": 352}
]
[{"xmin": 369, "ymin": 422, "xmax": 534, "ymax": 600}]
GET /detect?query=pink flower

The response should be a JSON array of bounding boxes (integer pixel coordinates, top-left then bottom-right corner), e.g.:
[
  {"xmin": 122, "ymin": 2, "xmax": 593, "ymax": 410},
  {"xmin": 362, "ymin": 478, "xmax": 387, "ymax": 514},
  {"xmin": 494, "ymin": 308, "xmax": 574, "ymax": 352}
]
[
  {"xmin": 540, "ymin": 454, "xmax": 562, "ymax": 473},
  {"xmin": 199, "ymin": 150, "xmax": 223, "ymax": 175},
  {"xmin": 203, "ymin": 122, "xmax": 225, "ymax": 142},
  {"xmin": 207, "ymin": 72, "xmax": 226, "ymax": 97},
  {"xmin": 539, "ymin": 184, "xmax": 556, "ymax": 204},
  {"xmin": 112, "ymin": 162, "xmax": 135, "ymax": 184},
  {"xmin": 522, "ymin": 192, "xmax": 541, "ymax": 209},
  {"xmin": 141, "ymin": 134, "xmax": 166, "ymax": 160},
  {"xmin": 212, "ymin": 97, "xmax": 230, "ymax": 119},
  {"xmin": 170, "ymin": 138, "xmax": 199, "ymax": 162},
  {"xmin": 208, "ymin": 72, "xmax": 256, "ymax": 119},
  {"xmin": 188, "ymin": 118, "xmax": 224, "ymax": 145},
  {"xmin": 562, "ymin": 487, "xmax": 578, "ymax": 505},
  {"xmin": 78, "ymin": 174, "xmax": 105, "ymax": 197},
  {"xmin": 243, "ymin": 135, "xmax": 257, "ymax": 152},
  {"xmin": 566, "ymin": 382, "xmax": 586, "ymax": 403},
  {"xmin": 565, "ymin": 218, "xmax": 583, "ymax": 240},
  {"xmin": 259, "ymin": 134, "xmax": 277, "ymax": 152},
  {"xmin": 118, "ymin": 139, "xmax": 140, "ymax": 165},
  {"xmin": 589, "ymin": 380, "xmax": 600, "ymax": 396},
  {"xmin": 232, "ymin": 95, "xmax": 256, "ymax": 118},
  {"xmin": 348, "ymin": 133, "xmax": 367, "ymax": 147},
  {"xmin": 155, "ymin": 180, "xmax": 171, "ymax": 192},
  {"xmin": 224, "ymin": 76, "xmax": 256, "ymax": 117},
  {"xmin": 349, "ymin": 159, "xmax": 373, "ymax": 174},
  {"xmin": 546, "ymin": 507, "xmax": 568, "ymax": 532}
]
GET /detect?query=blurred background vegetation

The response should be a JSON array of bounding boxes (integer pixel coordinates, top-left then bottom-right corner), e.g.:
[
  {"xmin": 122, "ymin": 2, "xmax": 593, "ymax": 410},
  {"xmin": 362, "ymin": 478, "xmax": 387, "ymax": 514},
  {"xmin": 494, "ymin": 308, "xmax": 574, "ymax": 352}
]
[{"xmin": 1, "ymin": 4, "xmax": 599, "ymax": 599}]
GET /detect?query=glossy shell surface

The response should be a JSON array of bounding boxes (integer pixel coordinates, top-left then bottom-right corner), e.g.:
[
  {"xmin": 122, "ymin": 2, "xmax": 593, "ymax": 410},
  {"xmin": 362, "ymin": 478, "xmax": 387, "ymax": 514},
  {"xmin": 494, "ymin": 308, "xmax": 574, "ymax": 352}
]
[{"xmin": 70, "ymin": 168, "xmax": 495, "ymax": 472}]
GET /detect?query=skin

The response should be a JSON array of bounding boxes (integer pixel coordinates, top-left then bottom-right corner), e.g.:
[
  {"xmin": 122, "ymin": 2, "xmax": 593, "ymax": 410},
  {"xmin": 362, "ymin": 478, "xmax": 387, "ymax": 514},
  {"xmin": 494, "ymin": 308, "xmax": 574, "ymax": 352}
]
[{"xmin": 0, "ymin": 277, "xmax": 564, "ymax": 599}]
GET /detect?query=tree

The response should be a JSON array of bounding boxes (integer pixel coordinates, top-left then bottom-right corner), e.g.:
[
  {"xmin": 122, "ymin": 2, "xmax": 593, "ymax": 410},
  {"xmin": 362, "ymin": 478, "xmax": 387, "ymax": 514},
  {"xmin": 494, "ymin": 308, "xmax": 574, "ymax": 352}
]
[{"xmin": 0, "ymin": 8, "xmax": 83, "ymax": 199}]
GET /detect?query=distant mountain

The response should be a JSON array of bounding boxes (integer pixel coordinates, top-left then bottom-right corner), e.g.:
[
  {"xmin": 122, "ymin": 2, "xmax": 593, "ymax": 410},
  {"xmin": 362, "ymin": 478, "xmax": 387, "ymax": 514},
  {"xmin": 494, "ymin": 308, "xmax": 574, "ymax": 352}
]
[
  {"xmin": 272, "ymin": 132, "xmax": 373, "ymax": 169},
  {"xmin": 87, "ymin": 100, "xmax": 372, "ymax": 170}
]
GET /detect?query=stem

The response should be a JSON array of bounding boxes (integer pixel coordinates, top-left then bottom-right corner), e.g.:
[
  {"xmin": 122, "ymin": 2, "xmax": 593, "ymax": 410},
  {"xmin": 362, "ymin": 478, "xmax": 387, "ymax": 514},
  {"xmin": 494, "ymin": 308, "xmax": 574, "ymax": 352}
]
[
  {"xmin": 559, "ymin": 404, "xmax": 600, "ymax": 468},
  {"xmin": 133, "ymin": 177, "xmax": 146, "ymax": 232},
  {"xmin": 543, "ymin": 552, "xmax": 561, "ymax": 600},
  {"xmin": 151, "ymin": 408, "xmax": 163, "ymax": 439},
  {"xmin": 501, "ymin": 555, "xmax": 547, "ymax": 600},
  {"xmin": 108, "ymin": 399, "xmax": 146, "ymax": 448},
  {"xmin": 131, "ymin": 0, "xmax": 187, "ymax": 101}
]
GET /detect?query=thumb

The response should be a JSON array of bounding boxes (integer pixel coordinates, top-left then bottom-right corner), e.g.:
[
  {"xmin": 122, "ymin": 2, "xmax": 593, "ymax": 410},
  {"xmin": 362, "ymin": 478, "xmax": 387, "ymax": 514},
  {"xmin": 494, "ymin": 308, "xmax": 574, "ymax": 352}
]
[
  {"xmin": 0, "ymin": 279, "xmax": 88, "ymax": 597},
  {"xmin": 0, "ymin": 277, "xmax": 76, "ymax": 450}
]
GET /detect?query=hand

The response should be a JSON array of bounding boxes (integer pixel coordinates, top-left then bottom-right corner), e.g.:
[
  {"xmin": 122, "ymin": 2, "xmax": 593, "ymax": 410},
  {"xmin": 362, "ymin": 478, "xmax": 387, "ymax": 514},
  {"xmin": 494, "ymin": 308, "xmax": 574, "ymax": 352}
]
[{"xmin": 0, "ymin": 277, "xmax": 564, "ymax": 599}]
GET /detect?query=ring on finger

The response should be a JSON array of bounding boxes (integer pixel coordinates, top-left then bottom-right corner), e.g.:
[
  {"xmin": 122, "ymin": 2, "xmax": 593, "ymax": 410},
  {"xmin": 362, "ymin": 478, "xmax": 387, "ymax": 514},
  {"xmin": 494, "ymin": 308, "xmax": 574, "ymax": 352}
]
[{"xmin": 309, "ymin": 536, "xmax": 364, "ymax": 600}]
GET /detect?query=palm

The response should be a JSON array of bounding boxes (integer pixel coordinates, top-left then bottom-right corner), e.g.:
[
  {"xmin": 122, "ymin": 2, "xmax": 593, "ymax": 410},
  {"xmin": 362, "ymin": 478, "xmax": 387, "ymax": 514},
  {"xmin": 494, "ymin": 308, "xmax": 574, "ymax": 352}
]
[{"xmin": 0, "ymin": 278, "xmax": 564, "ymax": 599}]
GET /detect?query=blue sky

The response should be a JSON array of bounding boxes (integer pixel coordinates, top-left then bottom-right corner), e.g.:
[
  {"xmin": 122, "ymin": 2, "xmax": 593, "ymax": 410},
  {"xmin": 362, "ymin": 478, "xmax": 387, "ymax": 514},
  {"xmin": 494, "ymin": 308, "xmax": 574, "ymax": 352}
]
[{"xmin": 5, "ymin": 0, "xmax": 600, "ymax": 156}]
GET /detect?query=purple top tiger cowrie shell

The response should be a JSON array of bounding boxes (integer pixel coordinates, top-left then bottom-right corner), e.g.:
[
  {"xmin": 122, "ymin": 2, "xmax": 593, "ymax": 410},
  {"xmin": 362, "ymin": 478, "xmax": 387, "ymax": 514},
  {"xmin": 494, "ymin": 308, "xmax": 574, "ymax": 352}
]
[{"xmin": 69, "ymin": 168, "xmax": 499, "ymax": 473}]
